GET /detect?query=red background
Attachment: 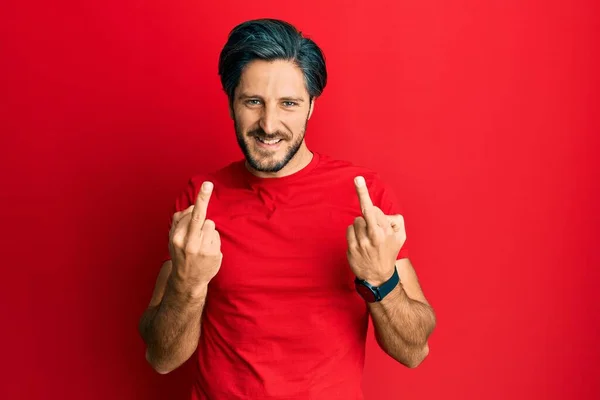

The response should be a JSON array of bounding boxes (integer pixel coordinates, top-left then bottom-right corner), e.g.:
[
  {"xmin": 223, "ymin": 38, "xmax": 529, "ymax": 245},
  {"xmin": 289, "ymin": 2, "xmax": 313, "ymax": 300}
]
[{"xmin": 2, "ymin": 0, "xmax": 599, "ymax": 399}]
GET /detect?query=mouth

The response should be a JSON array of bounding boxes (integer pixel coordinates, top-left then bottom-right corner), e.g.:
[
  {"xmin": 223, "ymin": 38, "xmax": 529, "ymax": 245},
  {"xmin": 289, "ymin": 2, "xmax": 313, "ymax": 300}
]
[{"xmin": 254, "ymin": 136, "xmax": 283, "ymax": 149}]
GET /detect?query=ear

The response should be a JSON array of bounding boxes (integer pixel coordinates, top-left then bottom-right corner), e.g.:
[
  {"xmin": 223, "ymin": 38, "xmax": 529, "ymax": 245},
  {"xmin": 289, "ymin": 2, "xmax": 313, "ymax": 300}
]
[{"xmin": 308, "ymin": 98, "xmax": 316, "ymax": 120}]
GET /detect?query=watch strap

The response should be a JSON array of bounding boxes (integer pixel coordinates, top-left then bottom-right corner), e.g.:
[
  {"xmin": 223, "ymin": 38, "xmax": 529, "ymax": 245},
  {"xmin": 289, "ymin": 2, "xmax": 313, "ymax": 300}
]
[
  {"xmin": 355, "ymin": 266, "xmax": 400, "ymax": 302},
  {"xmin": 377, "ymin": 266, "xmax": 400, "ymax": 300}
]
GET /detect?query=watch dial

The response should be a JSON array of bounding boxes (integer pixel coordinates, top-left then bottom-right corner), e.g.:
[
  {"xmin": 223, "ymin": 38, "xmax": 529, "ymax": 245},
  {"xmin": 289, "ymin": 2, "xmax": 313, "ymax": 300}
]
[{"xmin": 355, "ymin": 282, "xmax": 377, "ymax": 302}]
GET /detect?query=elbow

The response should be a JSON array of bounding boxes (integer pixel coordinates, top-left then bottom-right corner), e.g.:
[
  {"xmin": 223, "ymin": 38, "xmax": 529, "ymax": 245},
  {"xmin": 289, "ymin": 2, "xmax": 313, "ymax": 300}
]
[
  {"xmin": 375, "ymin": 333, "xmax": 430, "ymax": 369},
  {"xmin": 152, "ymin": 366, "xmax": 174, "ymax": 375},
  {"xmin": 145, "ymin": 349, "xmax": 178, "ymax": 375},
  {"xmin": 395, "ymin": 343, "xmax": 429, "ymax": 369},
  {"xmin": 143, "ymin": 338, "xmax": 198, "ymax": 375},
  {"xmin": 401, "ymin": 342, "xmax": 430, "ymax": 369},
  {"xmin": 404, "ymin": 312, "xmax": 436, "ymax": 368}
]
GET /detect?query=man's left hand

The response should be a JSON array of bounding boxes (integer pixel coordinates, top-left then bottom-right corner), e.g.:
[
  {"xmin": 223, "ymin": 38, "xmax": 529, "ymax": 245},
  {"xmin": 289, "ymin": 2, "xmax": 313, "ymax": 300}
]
[{"xmin": 346, "ymin": 176, "xmax": 406, "ymax": 286}]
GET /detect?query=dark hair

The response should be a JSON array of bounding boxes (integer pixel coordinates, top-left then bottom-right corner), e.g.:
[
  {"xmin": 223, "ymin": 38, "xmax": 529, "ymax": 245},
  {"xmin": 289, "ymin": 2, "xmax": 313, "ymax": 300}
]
[{"xmin": 218, "ymin": 19, "xmax": 327, "ymax": 104}]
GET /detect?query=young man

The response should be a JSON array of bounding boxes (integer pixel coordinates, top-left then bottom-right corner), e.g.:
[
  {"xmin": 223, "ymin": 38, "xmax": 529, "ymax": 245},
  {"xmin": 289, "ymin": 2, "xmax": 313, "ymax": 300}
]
[{"xmin": 139, "ymin": 18, "xmax": 436, "ymax": 400}]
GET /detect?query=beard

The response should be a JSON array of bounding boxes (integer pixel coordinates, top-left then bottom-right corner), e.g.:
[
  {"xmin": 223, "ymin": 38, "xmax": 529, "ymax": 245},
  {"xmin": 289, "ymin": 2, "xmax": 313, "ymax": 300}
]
[{"xmin": 234, "ymin": 117, "xmax": 308, "ymax": 173}]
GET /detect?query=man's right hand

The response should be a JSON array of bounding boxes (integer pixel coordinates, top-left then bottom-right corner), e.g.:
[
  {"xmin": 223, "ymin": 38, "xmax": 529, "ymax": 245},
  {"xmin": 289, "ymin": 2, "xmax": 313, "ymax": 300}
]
[{"xmin": 168, "ymin": 181, "xmax": 222, "ymax": 297}]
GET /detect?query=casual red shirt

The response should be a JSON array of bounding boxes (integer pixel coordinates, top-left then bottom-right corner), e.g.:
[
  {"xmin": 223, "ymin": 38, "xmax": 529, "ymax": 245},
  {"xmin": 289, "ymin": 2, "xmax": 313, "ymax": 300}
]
[{"xmin": 163, "ymin": 152, "xmax": 408, "ymax": 399}]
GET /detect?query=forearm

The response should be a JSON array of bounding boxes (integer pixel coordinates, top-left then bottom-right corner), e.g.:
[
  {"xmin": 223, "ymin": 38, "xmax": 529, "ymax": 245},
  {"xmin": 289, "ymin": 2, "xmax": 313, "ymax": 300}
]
[
  {"xmin": 369, "ymin": 282, "xmax": 436, "ymax": 367},
  {"xmin": 139, "ymin": 277, "xmax": 207, "ymax": 373}
]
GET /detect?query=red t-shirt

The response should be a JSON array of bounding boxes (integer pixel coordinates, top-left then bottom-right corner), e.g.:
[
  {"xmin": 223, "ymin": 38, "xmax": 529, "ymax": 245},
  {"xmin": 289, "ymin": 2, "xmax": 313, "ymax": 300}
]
[{"xmin": 163, "ymin": 152, "xmax": 408, "ymax": 399}]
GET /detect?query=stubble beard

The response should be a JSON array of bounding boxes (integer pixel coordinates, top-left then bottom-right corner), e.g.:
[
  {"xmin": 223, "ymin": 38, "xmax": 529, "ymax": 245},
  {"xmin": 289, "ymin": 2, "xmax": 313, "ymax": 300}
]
[{"xmin": 234, "ymin": 117, "xmax": 308, "ymax": 173}]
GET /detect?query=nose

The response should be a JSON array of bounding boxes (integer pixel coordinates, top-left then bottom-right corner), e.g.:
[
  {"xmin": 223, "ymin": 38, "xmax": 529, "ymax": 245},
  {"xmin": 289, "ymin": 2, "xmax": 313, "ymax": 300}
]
[{"xmin": 259, "ymin": 105, "xmax": 279, "ymax": 135}]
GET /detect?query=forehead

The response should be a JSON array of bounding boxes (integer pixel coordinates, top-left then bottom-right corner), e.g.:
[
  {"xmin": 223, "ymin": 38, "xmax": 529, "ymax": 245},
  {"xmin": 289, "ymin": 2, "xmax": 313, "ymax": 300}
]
[{"xmin": 236, "ymin": 59, "xmax": 308, "ymax": 98}]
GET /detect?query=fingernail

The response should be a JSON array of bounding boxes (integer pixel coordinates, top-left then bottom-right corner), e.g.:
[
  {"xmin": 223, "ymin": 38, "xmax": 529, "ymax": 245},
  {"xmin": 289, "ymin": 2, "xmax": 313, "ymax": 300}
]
[
  {"xmin": 355, "ymin": 176, "xmax": 365, "ymax": 186},
  {"xmin": 202, "ymin": 182, "xmax": 213, "ymax": 192}
]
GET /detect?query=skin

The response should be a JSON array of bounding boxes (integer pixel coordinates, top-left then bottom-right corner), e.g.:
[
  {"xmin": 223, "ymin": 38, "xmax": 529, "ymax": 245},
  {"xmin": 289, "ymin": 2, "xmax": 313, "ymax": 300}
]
[
  {"xmin": 348, "ymin": 177, "xmax": 436, "ymax": 367},
  {"xmin": 230, "ymin": 59, "xmax": 315, "ymax": 177},
  {"xmin": 139, "ymin": 59, "xmax": 435, "ymax": 374},
  {"xmin": 138, "ymin": 183, "xmax": 218, "ymax": 374}
]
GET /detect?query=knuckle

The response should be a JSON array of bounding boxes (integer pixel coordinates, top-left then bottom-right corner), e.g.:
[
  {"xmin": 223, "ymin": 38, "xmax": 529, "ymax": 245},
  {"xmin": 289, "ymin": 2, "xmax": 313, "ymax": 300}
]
[
  {"xmin": 359, "ymin": 237, "xmax": 370, "ymax": 248},
  {"xmin": 171, "ymin": 234, "xmax": 185, "ymax": 249},
  {"xmin": 191, "ymin": 213, "xmax": 203, "ymax": 222},
  {"xmin": 184, "ymin": 241, "xmax": 201, "ymax": 254}
]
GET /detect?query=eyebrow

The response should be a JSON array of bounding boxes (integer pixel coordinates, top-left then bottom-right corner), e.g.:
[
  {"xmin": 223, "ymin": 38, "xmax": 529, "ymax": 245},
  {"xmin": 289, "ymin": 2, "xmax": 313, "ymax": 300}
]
[{"xmin": 238, "ymin": 93, "xmax": 305, "ymax": 103}]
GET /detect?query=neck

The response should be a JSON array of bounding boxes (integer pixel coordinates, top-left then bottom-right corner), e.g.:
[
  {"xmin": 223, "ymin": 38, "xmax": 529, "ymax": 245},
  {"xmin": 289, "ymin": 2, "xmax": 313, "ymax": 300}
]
[{"xmin": 245, "ymin": 143, "xmax": 313, "ymax": 179}]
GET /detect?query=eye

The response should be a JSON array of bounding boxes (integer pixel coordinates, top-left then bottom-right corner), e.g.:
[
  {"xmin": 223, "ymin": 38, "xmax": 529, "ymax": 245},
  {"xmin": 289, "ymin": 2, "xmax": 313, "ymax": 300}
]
[
  {"xmin": 245, "ymin": 99, "xmax": 262, "ymax": 106},
  {"xmin": 282, "ymin": 101, "xmax": 298, "ymax": 107}
]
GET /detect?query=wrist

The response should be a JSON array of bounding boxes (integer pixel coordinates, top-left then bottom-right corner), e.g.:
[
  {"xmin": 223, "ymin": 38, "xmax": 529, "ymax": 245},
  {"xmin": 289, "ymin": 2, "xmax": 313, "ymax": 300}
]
[
  {"xmin": 367, "ymin": 277, "xmax": 389, "ymax": 287},
  {"xmin": 377, "ymin": 281, "xmax": 403, "ymax": 305},
  {"xmin": 167, "ymin": 274, "xmax": 209, "ymax": 302},
  {"xmin": 361, "ymin": 267, "xmax": 396, "ymax": 287},
  {"xmin": 355, "ymin": 265, "xmax": 400, "ymax": 303}
]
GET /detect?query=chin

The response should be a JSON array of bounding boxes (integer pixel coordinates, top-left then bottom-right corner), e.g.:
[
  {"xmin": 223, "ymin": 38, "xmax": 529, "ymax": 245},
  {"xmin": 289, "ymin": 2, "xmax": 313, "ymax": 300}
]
[
  {"xmin": 247, "ymin": 154, "xmax": 287, "ymax": 173},
  {"xmin": 244, "ymin": 141, "xmax": 284, "ymax": 170},
  {"xmin": 237, "ymin": 132, "xmax": 304, "ymax": 174}
]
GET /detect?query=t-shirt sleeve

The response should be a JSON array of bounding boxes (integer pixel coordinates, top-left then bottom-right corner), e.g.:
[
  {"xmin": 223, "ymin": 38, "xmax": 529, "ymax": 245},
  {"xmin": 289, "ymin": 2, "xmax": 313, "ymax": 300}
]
[
  {"xmin": 370, "ymin": 174, "xmax": 409, "ymax": 260},
  {"xmin": 161, "ymin": 178, "xmax": 201, "ymax": 264}
]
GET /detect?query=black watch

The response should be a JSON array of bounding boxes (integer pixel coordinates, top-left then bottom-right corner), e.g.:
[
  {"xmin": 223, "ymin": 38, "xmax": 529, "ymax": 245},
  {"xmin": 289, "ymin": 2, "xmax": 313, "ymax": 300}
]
[{"xmin": 354, "ymin": 267, "xmax": 400, "ymax": 303}]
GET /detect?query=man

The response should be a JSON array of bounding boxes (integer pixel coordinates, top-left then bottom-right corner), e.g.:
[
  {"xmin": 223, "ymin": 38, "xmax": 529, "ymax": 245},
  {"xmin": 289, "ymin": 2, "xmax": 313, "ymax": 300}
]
[{"xmin": 139, "ymin": 18, "xmax": 436, "ymax": 400}]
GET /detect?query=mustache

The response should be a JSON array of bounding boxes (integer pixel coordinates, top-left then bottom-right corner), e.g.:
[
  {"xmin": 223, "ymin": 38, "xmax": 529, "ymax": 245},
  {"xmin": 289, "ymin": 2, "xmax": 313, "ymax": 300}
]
[{"xmin": 248, "ymin": 127, "xmax": 288, "ymax": 140}]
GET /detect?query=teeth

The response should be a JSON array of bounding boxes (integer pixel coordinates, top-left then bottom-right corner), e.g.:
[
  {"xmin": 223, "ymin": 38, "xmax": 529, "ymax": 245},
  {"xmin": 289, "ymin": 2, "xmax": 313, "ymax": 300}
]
[{"xmin": 258, "ymin": 138, "xmax": 281, "ymax": 145}]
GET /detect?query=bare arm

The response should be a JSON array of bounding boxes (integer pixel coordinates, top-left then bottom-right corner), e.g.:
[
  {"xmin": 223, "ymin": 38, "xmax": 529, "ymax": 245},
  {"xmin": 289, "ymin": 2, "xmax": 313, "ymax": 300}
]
[
  {"xmin": 138, "ymin": 260, "xmax": 207, "ymax": 374},
  {"xmin": 347, "ymin": 177, "xmax": 436, "ymax": 368},
  {"xmin": 139, "ymin": 181, "xmax": 222, "ymax": 374},
  {"xmin": 368, "ymin": 258, "xmax": 436, "ymax": 368}
]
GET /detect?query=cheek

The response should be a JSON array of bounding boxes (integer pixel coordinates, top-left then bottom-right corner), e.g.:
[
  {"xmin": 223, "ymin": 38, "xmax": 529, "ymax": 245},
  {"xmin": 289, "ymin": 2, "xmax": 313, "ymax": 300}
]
[
  {"xmin": 285, "ymin": 112, "xmax": 309, "ymax": 133},
  {"xmin": 234, "ymin": 110, "xmax": 259, "ymax": 133}
]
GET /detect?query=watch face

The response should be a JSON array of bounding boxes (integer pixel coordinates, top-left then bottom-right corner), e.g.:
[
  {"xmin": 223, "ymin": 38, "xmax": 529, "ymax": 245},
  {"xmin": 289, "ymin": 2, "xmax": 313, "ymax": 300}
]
[{"xmin": 355, "ymin": 282, "xmax": 377, "ymax": 302}]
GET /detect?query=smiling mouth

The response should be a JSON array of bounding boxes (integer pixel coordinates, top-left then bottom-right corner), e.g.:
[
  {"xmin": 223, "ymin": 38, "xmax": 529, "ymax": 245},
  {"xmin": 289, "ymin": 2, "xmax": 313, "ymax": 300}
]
[
  {"xmin": 256, "ymin": 137, "xmax": 282, "ymax": 145},
  {"xmin": 253, "ymin": 136, "xmax": 284, "ymax": 150}
]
